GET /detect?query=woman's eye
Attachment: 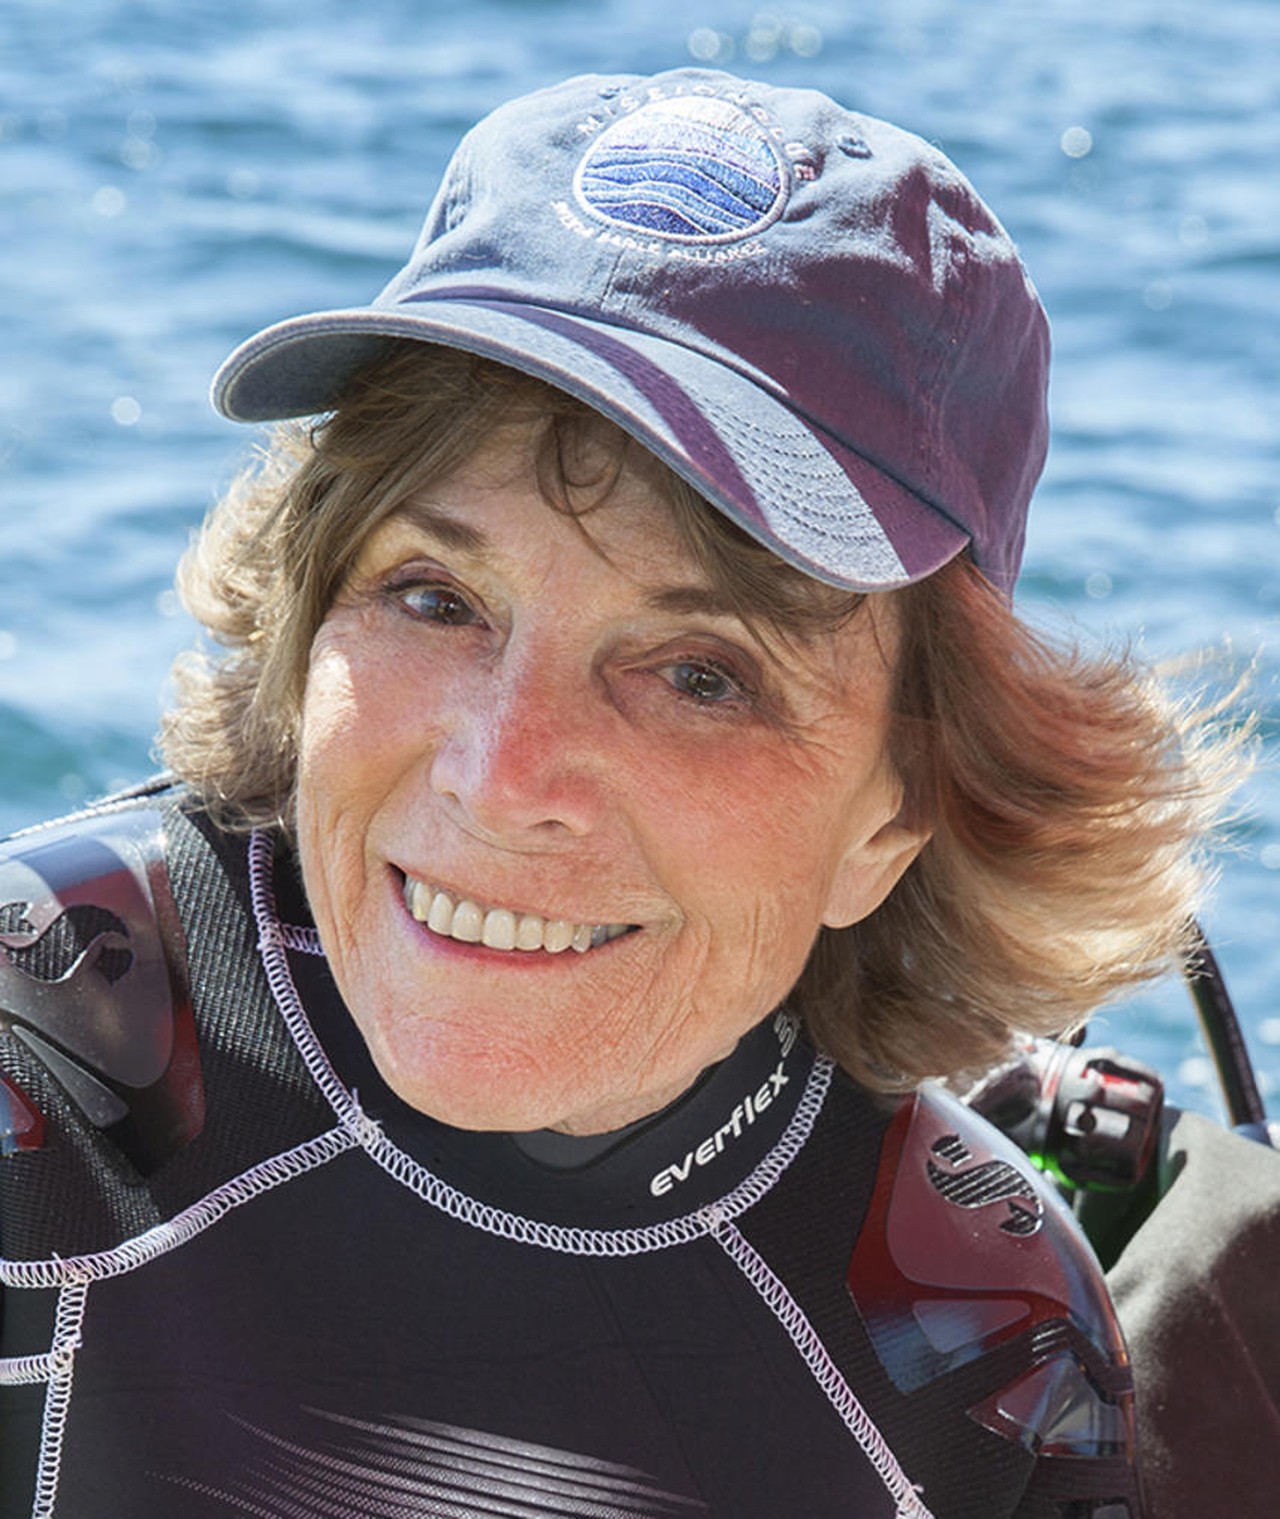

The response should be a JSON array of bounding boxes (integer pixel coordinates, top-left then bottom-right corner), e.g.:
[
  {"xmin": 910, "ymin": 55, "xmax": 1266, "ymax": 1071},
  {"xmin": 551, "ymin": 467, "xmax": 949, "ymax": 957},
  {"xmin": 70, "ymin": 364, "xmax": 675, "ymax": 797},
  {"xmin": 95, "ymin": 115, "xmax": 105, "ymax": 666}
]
[
  {"xmin": 396, "ymin": 583, "xmax": 480, "ymax": 627},
  {"xmin": 665, "ymin": 659, "xmax": 748, "ymax": 706}
]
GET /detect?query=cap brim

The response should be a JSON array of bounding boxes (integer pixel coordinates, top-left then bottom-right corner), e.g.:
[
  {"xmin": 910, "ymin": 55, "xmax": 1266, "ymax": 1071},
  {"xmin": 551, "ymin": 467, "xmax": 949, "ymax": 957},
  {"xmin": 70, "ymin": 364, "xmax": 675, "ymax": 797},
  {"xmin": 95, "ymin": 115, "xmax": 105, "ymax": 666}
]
[{"xmin": 212, "ymin": 298, "xmax": 969, "ymax": 592}]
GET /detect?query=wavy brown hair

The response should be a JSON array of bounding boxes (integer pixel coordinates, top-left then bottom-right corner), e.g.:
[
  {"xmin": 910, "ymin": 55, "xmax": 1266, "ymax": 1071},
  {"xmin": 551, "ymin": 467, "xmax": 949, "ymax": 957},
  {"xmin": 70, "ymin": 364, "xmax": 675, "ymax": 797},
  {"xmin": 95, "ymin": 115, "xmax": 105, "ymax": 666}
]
[{"xmin": 162, "ymin": 342, "xmax": 1241, "ymax": 1087}]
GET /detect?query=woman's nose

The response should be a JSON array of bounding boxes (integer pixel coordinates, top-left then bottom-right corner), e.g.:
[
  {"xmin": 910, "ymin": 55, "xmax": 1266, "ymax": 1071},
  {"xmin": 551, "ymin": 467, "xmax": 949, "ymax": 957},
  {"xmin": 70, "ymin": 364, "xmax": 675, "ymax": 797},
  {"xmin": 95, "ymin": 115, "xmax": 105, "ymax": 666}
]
[{"xmin": 427, "ymin": 654, "xmax": 604, "ymax": 843}]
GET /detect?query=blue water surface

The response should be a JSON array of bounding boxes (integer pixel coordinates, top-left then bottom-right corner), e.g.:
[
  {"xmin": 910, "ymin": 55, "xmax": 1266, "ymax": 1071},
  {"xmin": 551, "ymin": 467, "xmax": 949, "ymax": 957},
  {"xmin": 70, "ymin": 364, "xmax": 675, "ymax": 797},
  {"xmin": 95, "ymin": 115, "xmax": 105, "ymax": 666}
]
[{"xmin": 2, "ymin": 0, "xmax": 1278, "ymax": 1118}]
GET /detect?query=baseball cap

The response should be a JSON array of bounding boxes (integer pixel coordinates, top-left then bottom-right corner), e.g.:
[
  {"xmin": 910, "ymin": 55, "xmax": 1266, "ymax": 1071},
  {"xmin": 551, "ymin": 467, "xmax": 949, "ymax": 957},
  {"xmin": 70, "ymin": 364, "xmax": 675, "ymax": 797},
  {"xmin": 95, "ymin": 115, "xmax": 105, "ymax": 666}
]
[{"xmin": 212, "ymin": 68, "xmax": 1049, "ymax": 593}]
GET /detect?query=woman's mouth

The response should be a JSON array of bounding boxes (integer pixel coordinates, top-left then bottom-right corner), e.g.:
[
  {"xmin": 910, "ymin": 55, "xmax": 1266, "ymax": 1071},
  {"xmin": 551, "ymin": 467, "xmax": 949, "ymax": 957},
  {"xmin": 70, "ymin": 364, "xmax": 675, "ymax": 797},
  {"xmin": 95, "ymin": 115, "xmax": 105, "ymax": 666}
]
[{"xmin": 402, "ymin": 874, "xmax": 634, "ymax": 954}]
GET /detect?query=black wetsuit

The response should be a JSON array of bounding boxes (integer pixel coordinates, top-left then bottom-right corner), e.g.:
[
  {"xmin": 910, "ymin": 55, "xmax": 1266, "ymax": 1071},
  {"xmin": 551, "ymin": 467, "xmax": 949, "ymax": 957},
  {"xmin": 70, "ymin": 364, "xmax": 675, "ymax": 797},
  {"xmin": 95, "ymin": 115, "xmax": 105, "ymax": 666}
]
[{"xmin": 0, "ymin": 790, "xmax": 1143, "ymax": 1517}]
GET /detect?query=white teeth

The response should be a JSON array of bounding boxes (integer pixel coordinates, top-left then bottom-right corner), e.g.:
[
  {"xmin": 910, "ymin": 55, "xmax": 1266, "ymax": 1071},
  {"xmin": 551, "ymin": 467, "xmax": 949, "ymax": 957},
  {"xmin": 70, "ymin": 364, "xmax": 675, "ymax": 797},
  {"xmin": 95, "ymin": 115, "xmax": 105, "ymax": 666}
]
[
  {"xmin": 515, "ymin": 913, "xmax": 544, "ymax": 951},
  {"xmin": 481, "ymin": 908, "xmax": 517, "ymax": 951},
  {"xmin": 451, "ymin": 899, "xmax": 484, "ymax": 943},
  {"xmin": 542, "ymin": 920, "xmax": 574, "ymax": 954},
  {"xmin": 404, "ymin": 876, "xmax": 630, "ymax": 955},
  {"xmin": 426, "ymin": 889, "xmax": 455, "ymax": 936}
]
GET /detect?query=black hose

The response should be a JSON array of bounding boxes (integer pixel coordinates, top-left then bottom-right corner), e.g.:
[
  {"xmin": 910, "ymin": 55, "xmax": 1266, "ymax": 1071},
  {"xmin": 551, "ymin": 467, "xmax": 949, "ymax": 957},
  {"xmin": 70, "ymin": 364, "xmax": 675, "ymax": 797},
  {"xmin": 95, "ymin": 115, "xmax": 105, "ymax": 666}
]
[{"xmin": 1184, "ymin": 922, "xmax": 1267, "ymax": 1127}]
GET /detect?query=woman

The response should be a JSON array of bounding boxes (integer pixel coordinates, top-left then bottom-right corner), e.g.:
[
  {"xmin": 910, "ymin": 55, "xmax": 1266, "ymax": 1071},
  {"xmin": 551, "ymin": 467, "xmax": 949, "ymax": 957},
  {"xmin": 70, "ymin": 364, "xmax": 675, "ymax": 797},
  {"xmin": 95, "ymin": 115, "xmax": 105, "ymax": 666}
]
[{"xmin": 0, "ymin": 68, "xmax": 1231, "ymax": 1517}]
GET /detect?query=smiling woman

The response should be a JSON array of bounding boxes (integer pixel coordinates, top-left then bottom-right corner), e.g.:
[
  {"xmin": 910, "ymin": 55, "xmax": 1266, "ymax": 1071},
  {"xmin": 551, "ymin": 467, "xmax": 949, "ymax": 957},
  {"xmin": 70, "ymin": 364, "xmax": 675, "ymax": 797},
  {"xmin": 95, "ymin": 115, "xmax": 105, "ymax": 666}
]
[
  {"xmin": 167, "ymin": 343, "xmax": 1226, "ymax": 1108},
  {"xmin": 167, "ymin": 349, "xmax": 924, "ymax": 1136},
  {"xmin": 297, "ymin": 412, "xmax": 917, "ymax": 1137},
  {"xmin": 0, "ymin": 66, "xmax": 1244, "ymax": 1519}
]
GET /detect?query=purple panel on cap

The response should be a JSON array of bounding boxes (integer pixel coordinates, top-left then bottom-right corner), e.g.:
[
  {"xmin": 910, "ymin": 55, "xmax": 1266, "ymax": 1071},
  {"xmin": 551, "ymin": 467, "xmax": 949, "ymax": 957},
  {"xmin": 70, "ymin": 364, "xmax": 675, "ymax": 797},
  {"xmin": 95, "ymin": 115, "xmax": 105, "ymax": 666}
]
[{"xmin": 212, "ymin": 68, "xmax": 1049, "ymax": 593}]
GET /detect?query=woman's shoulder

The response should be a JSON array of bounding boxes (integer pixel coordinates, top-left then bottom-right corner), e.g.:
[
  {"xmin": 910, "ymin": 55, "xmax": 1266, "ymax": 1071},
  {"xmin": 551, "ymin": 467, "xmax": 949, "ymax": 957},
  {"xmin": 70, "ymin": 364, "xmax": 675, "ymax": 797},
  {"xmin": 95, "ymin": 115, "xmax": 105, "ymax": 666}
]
[
  {"xmin": 844, "ymin": 1080, "xmax": 1141, "ymax": 1509},
  {"xmin": 854, "ymin": 1081, "xmax": 1129, "ymax": 1366},
  {"xmin": 742, "ymin": 1066, "xmax": 1142, "ymax": 1511},
  {"xmin": 0, "ymin": 780, "xmax": 201, "ymax": 1160},
  {"xmin": 0, "ymin": 784, "xmax": 325, "ymax": 1264}
]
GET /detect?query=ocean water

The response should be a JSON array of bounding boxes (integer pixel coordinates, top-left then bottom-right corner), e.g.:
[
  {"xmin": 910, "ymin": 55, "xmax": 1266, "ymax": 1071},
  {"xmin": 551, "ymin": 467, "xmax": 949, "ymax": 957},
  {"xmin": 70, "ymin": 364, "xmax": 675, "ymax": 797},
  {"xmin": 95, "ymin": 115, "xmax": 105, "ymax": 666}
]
[{"xmin": 2, "ymin": 0, "xmax": 1278, "ymax": 1119}]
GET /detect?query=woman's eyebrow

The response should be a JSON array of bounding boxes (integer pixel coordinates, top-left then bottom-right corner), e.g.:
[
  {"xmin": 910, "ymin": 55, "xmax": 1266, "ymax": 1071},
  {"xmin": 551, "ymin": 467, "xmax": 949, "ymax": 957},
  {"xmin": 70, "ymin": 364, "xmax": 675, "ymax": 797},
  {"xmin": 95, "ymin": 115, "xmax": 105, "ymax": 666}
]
[
  {"xmin": 646, "ymin": 583, "xmax": 820, "ymax": 644},
  {"xmin": 389, "ymin": 501, "xmax": 763, "ymax": 630},
  {"xmin": 643, "ymin": 584, "xmax": 743, "ymax": 620},
  {"xmin": 393, "ymin": 502, "xmax": 730, "ymax": 610},
  {"xmin": 392, "ymin": 498, "xmax": 491, "ymax": 554}
]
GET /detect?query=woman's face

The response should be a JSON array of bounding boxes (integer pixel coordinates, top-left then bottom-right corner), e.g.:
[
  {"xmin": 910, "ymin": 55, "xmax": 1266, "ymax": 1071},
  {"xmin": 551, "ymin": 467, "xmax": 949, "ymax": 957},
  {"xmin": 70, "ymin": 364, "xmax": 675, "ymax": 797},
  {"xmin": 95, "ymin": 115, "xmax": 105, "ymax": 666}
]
[{"xmin": 296, "ymin": 423, "xmax": 926, "ymax": 1134}]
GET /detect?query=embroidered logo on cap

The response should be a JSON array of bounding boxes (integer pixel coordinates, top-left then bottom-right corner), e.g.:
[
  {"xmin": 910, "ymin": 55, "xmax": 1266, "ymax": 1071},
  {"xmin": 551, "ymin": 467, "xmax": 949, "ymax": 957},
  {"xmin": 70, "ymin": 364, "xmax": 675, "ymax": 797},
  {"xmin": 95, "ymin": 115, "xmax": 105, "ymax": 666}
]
[{"xmin": 573, "ymin": 95, "xmax": 788, "ymax": 245}]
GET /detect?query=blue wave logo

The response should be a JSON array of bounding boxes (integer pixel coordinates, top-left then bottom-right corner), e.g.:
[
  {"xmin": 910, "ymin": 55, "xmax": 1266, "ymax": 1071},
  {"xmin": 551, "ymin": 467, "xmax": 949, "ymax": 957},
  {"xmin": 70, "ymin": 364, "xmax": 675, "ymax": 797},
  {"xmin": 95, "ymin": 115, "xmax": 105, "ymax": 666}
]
[{"xmin": 574, "ymin": 96, "xmax": 787, "ymax": 243}]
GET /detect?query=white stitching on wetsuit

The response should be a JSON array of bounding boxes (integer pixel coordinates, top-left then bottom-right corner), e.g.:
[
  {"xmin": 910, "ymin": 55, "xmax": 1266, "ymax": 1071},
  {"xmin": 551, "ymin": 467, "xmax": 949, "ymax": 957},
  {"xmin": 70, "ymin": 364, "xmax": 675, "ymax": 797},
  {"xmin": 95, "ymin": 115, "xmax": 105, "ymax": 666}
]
[
  {"xmin": 278, "ymin": 922, "xmax": 323, "ymax": 955},
  {"xmin": 249, "ymin": 828, "xmax": 836, "ymax": 1258},
  {"xmin": 30, "ymin": 1275, "xmax": 89, "ymax": 1519},
  {"xmin": 0, "ymin": 1353, "xmax": 61, "ymax": 1386},
  {"xmin": 706, "ymin": 1216, "xmax": 933, "ymax": 1519},
  {"xmin": 0, "ymin": 1127, "xmax": 358, "ymax": 1290}
]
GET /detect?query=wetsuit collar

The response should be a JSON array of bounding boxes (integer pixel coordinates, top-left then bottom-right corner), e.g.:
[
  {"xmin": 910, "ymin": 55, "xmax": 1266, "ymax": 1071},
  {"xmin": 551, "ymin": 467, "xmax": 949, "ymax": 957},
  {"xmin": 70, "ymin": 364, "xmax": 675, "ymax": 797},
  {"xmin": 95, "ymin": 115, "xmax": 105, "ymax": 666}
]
[{"xmin": 271, "ymin": 849, "xmax": 820, "ymax": 1229}]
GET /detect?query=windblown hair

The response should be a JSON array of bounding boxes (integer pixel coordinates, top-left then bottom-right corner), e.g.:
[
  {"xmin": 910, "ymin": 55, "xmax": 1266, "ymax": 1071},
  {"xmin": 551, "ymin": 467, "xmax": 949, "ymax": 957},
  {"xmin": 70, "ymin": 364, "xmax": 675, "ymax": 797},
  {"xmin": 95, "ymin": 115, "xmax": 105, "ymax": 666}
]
[
  {"xmin": 163, "ymin": 342, "xmax": 1242, "ymax": 1088},
  {"xmin": 809, "ymin": 568, "xmax": 1241, "ymax": 1087}
]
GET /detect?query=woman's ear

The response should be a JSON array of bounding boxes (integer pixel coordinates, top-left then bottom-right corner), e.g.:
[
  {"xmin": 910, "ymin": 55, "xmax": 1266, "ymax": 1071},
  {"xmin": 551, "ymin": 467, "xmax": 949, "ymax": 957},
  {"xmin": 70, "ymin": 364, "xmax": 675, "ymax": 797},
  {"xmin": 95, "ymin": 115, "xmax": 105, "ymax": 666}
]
[{"xmin": 820, "ymin": 805, "xmax": 932, "ymax": 930}]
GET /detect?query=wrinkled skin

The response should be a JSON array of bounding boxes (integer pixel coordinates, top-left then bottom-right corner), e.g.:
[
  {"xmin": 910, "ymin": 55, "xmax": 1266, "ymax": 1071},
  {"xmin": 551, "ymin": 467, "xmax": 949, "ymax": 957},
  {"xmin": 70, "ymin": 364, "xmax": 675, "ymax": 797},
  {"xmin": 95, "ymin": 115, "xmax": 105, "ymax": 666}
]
[{"xmin": 296, "ymin": 425, "xmax": 927, "ymax": 1134}]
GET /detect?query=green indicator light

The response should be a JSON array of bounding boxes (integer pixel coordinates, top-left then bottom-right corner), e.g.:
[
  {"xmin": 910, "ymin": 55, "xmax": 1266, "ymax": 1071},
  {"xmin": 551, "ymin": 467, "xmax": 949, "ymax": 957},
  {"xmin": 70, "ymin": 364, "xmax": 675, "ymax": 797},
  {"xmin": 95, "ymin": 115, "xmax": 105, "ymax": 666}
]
[{"xmin": 1028, "ymin": 1151, "xmax": 1075, "ymax": 1189}]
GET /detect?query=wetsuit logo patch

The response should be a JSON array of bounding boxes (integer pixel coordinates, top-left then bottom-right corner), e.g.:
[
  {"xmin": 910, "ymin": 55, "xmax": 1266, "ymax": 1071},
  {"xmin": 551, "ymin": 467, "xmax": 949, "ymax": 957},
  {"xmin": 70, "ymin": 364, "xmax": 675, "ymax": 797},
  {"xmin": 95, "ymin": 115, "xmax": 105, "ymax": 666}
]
[
  {"xmin": 927, "ymin": 1133, "xmax": 1044, "ymax": 1237},
  {"xmin": 0, "ymin": 813, "xmax": 206, "ymax": 1172},
  {"xmin": 573, "ymin": 95, "xmax": 788, "ymax": 244},
  {"xmin": 0, "ymin": 901, "xmax": 134, "ymax": 985}
]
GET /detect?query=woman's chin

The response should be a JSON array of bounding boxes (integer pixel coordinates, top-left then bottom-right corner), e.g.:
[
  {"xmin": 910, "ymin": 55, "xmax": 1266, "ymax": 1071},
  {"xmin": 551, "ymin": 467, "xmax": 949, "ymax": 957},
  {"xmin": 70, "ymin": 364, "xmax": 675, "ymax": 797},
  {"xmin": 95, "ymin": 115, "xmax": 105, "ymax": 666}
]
[{"xmin": 361, "ymin": 1030, "xmax": 579, "ymax": 1134}]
